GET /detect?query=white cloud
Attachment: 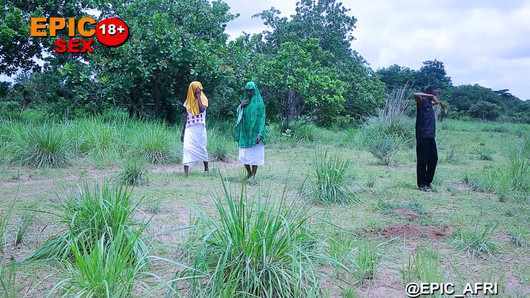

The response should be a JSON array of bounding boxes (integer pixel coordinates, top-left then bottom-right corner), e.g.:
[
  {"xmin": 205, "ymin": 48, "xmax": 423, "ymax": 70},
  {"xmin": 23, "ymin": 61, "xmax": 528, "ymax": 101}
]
[{"xmin": 222, "ymin": 0, "xmax": 530, "ymax": 100}]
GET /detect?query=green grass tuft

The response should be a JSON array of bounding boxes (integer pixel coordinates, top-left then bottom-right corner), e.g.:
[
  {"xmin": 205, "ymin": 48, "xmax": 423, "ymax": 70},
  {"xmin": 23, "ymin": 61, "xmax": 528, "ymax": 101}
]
[
  {"xmin": 8, "ymin": 123, "xmax": 73, "ymax": 168},
  {"xmin": 116, "ymin": 158, "xmax": 149, "ymax": 186},
  {"xmin": 302, "ymin": 150, "xmax": 358, "ymax": 204},
  {"xmin": 181, "ymin": 178, "xmax": 329, "ymax": 297},
  {"xmin": 451, "ymin": 221, "xmax": 500, "ymax": 258},
  {"xmin": 27, "ymin": 181, "xmax": 149, "ymax": 264}
]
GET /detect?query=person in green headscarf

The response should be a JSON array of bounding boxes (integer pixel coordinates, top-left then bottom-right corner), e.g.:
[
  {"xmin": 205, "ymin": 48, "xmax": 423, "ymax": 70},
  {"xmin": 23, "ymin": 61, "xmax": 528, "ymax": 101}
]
[{"xmin": 234, "ymin": 81, "xmax": 266, "ymax": 179}]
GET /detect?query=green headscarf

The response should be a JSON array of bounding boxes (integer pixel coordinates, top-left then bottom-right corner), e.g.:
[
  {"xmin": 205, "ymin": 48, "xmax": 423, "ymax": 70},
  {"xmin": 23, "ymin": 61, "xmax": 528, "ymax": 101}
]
[{"xmin": 234, "ymin": 81, "xmax": 266, "ymax": 148}]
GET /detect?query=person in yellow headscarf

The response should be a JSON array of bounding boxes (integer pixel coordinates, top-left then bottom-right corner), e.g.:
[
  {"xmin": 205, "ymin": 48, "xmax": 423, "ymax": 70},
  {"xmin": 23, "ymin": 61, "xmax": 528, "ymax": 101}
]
[{"xmin": 181, "ymin": 81, "xmax": 209, "ymax": 177}]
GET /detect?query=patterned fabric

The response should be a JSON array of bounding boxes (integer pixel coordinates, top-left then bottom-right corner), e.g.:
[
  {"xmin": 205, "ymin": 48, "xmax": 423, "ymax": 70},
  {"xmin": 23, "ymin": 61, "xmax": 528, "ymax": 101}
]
[
  {"xmin": 185, "ymin": 109, "xmax": 206, "ymax": 127},
  {"xmin": 184, "ymin": 81, "xmax": 208, "ymax": 116},
  {"xmin": 234, "ymin": 81, "xmax": 266, "ymax": 148}
]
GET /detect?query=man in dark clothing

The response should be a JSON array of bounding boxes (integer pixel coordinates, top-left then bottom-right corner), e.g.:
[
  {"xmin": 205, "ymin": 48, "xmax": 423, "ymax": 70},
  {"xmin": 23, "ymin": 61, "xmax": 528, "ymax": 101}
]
[{"xmin": 413, "ymin": 86, "xmax": 446, "ymax": 191}]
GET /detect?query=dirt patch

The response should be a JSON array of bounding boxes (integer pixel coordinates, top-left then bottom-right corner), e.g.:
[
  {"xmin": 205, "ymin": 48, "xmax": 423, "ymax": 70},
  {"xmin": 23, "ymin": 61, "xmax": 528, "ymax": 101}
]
[
  {"xmin": 378, "ymin": 223, "xmax": 453, "ymax": 240},
  {"xmin": 391, "ymin": 208, "xmax": 421, "ymax": 221}
]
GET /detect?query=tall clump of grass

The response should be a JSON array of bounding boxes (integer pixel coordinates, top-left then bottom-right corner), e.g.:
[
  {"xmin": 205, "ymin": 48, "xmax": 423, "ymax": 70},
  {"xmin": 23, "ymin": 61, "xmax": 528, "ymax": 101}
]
[
  {"xmin": 360, "ymin": 87, "xmax": 415, "ymax": 150},
  {"xmin": 508, "ymin": 226, "xmax": 528, "ymax": 247},
  {"xmin": 207, "ymin": 126, "xmax": 233, "ymax": 162},
  {"xmin": 290, "ymin": 118, "xmax": 318, "ymax": 143},
  {"xmin": 27, "ymin": 181, "xmax": 149, "ymax": 264},
  {"xmin": 130, "ymin": 122, "xmax": 181, "ymax": 164},
  {"xmin": 49, "ymin": 224, "xmax": 150, "ymax": 297},
  {"xmin": 180, "ymin": 179, "xmax": 328, "ymax": 297},
  {"xmin": 368, "ymin": 136, "xmax": 396, "ymax": 165},
  {"xmin": 14, "ymin": 208, "xmax": 35, "ymax": 246},
  {"xmin": 302, "ymin": 150, "xmax": 357, "ymax": 204},
  {"xmin": 0, "ymin": 261, "xmax": 18, "ymax": 298},
  {"xmin": 463, "ymin": 145, "xmax": 529, "ymax": 201},
  {"xmin": 7, "ymin": 122, "xmax": 73, "ymax": 168},
  {"xmin": 505, "ymin": 149, "xmax": 529, "ymax": 193},
  {"xmin": 76, "ymin": 117, "xmax": 121, "ymax": 163},
  {"xmin": 116, "ymin": 158, "xmax": 149, "ymax": 186}
]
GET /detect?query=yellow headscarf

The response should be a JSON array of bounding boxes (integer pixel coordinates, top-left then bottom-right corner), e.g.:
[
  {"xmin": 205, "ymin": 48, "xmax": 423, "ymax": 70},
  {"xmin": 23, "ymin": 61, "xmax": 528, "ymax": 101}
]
[{"xmin": 184, "ymin": 81, "xmax": 209, "ymax": 116}]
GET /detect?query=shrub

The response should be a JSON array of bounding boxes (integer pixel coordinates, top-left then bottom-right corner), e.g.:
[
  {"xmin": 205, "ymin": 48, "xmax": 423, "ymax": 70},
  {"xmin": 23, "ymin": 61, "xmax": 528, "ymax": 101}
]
[
  {"xmin": 360, "ymin": 86, "xmax": 415, "ymax": 149},
  {"xmin": 369, "ymin": 136, "xmax": 396, "ymax": 165},
  {"xmin": 291, "ymin": 118, "xmax": 318, "ymax": 142}
]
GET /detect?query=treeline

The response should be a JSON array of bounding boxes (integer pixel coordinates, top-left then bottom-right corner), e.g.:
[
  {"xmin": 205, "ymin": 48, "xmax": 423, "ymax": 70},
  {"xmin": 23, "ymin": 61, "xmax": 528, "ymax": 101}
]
[
  {"xmin": 377, "ymin": 62, "xmax": 530, "ymax": 123},
  {"xmin": 1, "ymin": 0, "xmax": 528, "ymax": 126}
]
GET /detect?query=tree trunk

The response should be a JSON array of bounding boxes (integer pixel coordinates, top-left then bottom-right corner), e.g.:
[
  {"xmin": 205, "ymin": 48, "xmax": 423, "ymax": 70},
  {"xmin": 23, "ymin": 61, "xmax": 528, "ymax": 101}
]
[{"xmin": 152, "ymin": 80, "xmax": 160, "ymax": 119}]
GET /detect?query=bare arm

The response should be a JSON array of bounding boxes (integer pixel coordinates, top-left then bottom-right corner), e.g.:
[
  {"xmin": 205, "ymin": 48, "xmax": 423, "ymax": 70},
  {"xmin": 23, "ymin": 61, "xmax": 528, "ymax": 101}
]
[
  {"xmin": 181, "ymin": 113, "xmax": 186, "ymax": 142},
  {"xmin": 413, "ymin": 92, "xmax": 446, "ymax": 110},
  {"xmin": 414, "ymin": 92, "xmax": 438, "ymax": 104}
]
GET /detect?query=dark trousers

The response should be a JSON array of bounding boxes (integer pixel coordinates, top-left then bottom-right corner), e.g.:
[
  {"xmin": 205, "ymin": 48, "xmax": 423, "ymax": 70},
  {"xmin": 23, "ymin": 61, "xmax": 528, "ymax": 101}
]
[{"xmin": 416, "ymin": 138, "xmax": 438, "ymax": 188}]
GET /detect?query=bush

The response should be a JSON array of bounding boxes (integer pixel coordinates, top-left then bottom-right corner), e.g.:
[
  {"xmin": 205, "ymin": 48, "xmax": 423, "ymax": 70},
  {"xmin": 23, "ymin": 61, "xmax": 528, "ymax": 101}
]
[
  {"xmin": 0, "ymin": 101, "xmax": 21, "ymax": 119},
  {"xmin": 290, "ymin": 118, "xmax": 318, "ymax": 142},
  {"xmin": 369, "ymin": 136, "xmax": 396, "ymax": 165}
]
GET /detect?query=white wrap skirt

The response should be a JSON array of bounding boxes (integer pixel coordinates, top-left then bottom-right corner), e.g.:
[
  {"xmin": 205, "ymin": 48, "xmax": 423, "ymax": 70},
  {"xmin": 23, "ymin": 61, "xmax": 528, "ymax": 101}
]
[
  {"xmin": 183, "ymin": 123, "xmax": 208, "ymax": 166},
  {"xmin": 238, "ymin": 142, "xmax": 264, "ymax": 165}
]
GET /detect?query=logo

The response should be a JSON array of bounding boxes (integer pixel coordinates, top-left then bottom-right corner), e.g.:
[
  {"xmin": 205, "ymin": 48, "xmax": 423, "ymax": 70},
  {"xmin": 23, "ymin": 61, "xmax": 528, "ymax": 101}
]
[{"xmin": 30, "ymin": 17, "xmax": 129, "ymax": 53}]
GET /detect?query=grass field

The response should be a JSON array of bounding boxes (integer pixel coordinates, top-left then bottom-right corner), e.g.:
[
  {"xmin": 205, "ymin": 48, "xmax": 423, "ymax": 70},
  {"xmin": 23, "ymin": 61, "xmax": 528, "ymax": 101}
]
[{"xmin": 0, "ymin": 115, "xmax": 528, "ymax": 297}]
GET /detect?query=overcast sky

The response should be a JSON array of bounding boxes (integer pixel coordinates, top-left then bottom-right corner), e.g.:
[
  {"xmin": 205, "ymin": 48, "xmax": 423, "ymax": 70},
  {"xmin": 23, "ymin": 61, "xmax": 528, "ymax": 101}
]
[{"xmin": 222, "ymin": 0, "xmax": 530, "ymax": 101}]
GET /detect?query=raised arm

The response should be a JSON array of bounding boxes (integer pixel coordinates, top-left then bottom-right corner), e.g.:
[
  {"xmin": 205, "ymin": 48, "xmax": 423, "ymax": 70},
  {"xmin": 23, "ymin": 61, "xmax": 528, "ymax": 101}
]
[
  {"xmin": 413, "ymin": 92, "xmax": 446, "ymax": 110},
  {"xmin": 414, "ymin": 92, "xmax": 438, "ymax": 104},
  {"xmin": 195, "ymin": 88, "xmax": 206, "ymax": 113}
]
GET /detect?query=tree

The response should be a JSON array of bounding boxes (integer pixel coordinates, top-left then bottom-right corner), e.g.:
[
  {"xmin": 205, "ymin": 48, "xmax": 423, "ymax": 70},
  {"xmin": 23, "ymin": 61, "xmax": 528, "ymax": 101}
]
[
  {"xmin": 413, "ymin": 59, "xmax": 452, "ymax": 90},
  {"xmin": 468, "ymin": 101, "xmax": 500, "ymax": 120},
  {"xmin": 376, "ymin": 64, "xmax": 416, "ymax": 91},
  {"xmin": 258, "ymin": 39, "xmax": 345, "ymax": 128},
  {"xmin": 0, "ymin": 0, "xmax": 96, "ymax": 74},
  {"xmin": 255, "ymin": 0, "xmax": 386, "ymax": 123},
  {"xmin": 94, "ymin": 0, "xmax": 235, "ymax": 121}
]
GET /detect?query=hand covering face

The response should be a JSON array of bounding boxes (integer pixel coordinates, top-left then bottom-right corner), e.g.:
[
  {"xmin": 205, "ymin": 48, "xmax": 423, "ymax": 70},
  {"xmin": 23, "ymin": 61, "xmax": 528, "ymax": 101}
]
[
  {"xmin": 184, "ymin": 81, "xmax": 208, "ymax": 116},
  {"xmin": 234, "ymin": 81, "xmax": 266, "ymax": 148}
]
